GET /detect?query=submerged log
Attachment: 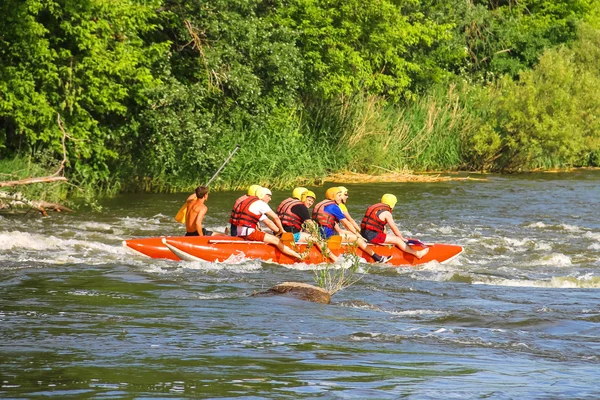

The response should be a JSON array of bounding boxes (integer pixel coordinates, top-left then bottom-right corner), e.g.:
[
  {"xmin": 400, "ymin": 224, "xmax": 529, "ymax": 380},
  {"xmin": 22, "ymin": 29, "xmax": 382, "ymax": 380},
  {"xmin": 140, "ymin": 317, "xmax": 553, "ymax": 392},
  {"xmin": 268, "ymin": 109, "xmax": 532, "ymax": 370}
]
[{"xmin": 253, "ymin": 282, "xmax": 331, "ymax": 304}]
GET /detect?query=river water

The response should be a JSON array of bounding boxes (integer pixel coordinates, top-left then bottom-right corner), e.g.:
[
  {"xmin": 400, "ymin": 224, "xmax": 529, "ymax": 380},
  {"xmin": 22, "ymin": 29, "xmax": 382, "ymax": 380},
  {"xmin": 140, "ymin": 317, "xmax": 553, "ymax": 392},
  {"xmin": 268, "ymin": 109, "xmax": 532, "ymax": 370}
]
[{"xmin": 1, "ymin": 171, "xmax": 599, "ymax": 398}]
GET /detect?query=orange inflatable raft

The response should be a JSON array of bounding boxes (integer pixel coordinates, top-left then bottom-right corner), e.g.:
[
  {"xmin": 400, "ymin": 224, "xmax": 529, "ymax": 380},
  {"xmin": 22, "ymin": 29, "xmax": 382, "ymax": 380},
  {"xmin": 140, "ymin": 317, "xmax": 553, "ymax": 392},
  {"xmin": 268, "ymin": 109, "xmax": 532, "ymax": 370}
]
[{"xmin": 123, "ymin": 235, "xmax": 463, "ymax": 267}]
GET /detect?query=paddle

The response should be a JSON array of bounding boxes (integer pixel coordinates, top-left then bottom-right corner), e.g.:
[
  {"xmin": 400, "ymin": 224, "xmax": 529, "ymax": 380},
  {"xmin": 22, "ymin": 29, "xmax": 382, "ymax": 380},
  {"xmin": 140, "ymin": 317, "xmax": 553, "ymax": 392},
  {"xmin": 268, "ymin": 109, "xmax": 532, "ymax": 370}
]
[
  {"xmin": 175, "ymin": 145, "xmax": 241, "ymax": 223},
  {"xmin": 281, "ymin": 232, "xmax": 295, "ymax": 246},
  {"xmin": 406, "ymin": 238, "xmax": 430, "ymax": 247},
  {"xmin": 326, "ymin": 235, "xmax": 342, "ymax": 250}
]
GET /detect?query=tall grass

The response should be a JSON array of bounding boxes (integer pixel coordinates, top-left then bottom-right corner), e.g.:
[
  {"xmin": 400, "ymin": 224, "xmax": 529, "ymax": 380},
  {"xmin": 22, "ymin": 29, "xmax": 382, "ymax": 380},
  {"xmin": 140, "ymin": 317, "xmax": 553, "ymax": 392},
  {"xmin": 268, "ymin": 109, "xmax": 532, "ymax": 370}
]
[
  {"xmin": 0, "ymin": 155, "xmax": 68, "ymax": 203},
  {"xmin": 335, "ymin": 85, "xmax": 478, "ymax": 173}
]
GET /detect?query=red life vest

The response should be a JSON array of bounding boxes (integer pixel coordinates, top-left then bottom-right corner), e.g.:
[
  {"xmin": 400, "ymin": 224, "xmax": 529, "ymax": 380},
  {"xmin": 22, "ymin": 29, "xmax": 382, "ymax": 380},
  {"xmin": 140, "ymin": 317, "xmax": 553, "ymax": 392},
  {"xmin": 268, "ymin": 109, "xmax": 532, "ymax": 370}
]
[
  {"xmin": 229, "ymin": 196, "xmax": 261, "ymax": 228},
  {"xmin": 228, "ymin": 195, "xmax": 248, "ymax": 225},
  {"xmin": 361, "ymin": 203, "xmax": 391, "ymax": 233},
  {"xmin": 312, "ymin": 200, "xmax": 338, "ymax": 229},
  {"xmin": 277, "ymin": 197, "xmax": 304, "ymax": 231}
]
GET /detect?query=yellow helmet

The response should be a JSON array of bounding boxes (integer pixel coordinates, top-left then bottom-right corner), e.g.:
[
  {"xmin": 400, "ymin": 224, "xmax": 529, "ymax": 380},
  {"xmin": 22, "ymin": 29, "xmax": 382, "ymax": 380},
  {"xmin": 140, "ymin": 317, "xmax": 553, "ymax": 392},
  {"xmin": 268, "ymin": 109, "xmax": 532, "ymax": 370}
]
[
  {"xmin": 325, "ymin": 187, "xmax": 342, "ymax": 200},
  {"xmin": 292, "ymin": 187, "xmax": 308, "ymax": 200},
  {"xmin": 248, "ymin": 184, "xmax": 261, "ymax": 196},
  {"xmin": 381, "ymin": 193, "xmax": 397, "ymax": 209},
  {"xmin": 301, "ymin": 190, "xmax": 316, "ymax": 202},
  {"xmin": 256, "ymin": 187, "xmax": 272, "ymax": 200},
  {"xmin": 338, "ymin": 186, "xmax": 348, "ymax": 195}
]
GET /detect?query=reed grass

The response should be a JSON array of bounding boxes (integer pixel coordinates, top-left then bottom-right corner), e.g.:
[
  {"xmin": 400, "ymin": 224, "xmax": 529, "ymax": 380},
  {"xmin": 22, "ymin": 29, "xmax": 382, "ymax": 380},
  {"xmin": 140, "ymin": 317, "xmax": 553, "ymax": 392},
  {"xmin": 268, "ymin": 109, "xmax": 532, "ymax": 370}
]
[{"xmin": 0, "ymin": 155, "xmax": 68, "ymax": 203}]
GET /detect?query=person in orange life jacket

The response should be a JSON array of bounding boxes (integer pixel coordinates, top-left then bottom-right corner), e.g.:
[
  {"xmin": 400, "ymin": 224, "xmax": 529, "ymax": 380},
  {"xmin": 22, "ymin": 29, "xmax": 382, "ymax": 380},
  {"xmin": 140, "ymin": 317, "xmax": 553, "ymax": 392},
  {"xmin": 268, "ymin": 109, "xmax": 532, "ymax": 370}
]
[
  {"xmin": 313, "ymin": 187, "xmax": 391, "ymax": 263},
  {"xmin": 337, "ymin": 186, "xmax": 361, "ymax": 233},
  {"xmin": 232, "ymin": 187, "xmax": 304, "ymax": 261},
  {"xmin": 276, "ymin": 188, "xmax": 338, "ymax": 262},
  {"xmin": 276, "ymin": 187, "xmax": 311, "ymax": 242},
  {"xmin": 360, "ymin": 194, "xmax": 429, "ymax": 259},
  {"xmin": 229, "ymin": 185, "xmax": 277, "ymax": 236},
  {"xmin": 185, "ymin": 186, "xmax": 218, "ymax": 236}
]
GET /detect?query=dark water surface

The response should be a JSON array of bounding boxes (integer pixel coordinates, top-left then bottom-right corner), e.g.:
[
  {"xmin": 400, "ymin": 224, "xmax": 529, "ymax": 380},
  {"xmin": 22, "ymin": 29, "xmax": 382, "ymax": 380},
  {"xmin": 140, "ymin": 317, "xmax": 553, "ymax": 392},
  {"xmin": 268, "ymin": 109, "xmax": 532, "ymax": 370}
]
[{"xmin": 1, "ymin": 171, "xmax": 599, "ymax": 398}]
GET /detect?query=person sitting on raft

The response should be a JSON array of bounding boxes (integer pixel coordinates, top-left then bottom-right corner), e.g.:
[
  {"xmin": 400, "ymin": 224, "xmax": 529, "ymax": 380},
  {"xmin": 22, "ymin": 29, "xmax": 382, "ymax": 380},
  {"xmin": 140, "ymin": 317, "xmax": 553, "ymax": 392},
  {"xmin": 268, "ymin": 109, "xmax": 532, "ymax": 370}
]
[
  {"xmin": 361, "ymin": 194, "xmax": 429, "ymax": 259},
  {"xmin": 276, "ymin": 187, "xmax": 311, "ymax": 242},
  {"xmin": 277, "ymin": 188, "xmax": 337, "ymax": 262},
  {"xmin": 185, "ymin": 186, "xmax": 221, "ymax": 237},
  {"xmin": 229, "ymin": 185, "xmax": 278, "ymax": 236},
  {"xmin": 302, "ymin": 190, "xmax": 316, "ymax": 210},
  {"xmin": 337, "ymin": 186, "xmax": 361, "ymax": 234},
  {"xmin": 231, "ymin": 187, "xmax": 305, "ymax": 261},
  {"xmin": 313, "ymin": 187, "xmax": 391, "ymax": 263}
]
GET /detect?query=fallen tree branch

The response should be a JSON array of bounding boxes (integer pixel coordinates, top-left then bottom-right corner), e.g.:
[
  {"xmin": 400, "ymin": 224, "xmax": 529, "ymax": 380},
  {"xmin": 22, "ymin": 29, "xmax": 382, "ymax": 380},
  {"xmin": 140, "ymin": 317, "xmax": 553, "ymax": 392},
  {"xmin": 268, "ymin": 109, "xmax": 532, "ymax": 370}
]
[
  {"xmin": 0, "ymin": 176, "xmax": 68, "ymax": 188},
  {"xmin": 0, "ymin": 112, "xmax": 69, "ymax": 188},
  {"xmin": 0, "ymin": 192, "xmax": 72, "ymax": 216}
]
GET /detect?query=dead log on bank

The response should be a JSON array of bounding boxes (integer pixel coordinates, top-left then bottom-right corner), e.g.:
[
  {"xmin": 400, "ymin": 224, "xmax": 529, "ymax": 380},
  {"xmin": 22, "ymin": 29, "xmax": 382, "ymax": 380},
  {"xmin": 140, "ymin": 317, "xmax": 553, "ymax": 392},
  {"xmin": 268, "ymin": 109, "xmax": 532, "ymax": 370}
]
[
  {"xmin": 252, "ymin": 282, "xmax": 331, "ymax": 304},
  {"xmin": 0, "ymin": 192, "xmax": 72, "ymax": 216},
  {"xmin": 0, "ymin": 113, "xmax": 72, "ymax": 216}
]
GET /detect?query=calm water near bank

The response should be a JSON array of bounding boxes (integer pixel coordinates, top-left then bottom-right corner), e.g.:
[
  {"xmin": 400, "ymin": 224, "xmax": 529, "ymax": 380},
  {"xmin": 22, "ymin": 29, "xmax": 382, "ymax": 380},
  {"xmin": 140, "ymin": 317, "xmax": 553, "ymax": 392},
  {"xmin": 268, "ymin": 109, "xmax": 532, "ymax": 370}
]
[{"xmin": 1, "ymin": 171, "xmax": 599, "ymax": 398}]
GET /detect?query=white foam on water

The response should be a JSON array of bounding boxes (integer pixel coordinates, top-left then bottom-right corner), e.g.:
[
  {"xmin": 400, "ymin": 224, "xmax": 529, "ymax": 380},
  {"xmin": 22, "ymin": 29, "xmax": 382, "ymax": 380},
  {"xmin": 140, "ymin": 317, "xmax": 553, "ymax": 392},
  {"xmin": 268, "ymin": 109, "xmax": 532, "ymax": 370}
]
[
  {"xmin": 78, "ymin": 222, "xmax": 115, "ymax": 232},
  {"xmin": 534, "ymin": 242, "xmax": 553, "ymax": 251},
  {"xmin": 504, "ymin": 237, "xmax": 534, "ymax": 251},
  {"xmin": 584, "ymin": 231, "xmax": 600, "ymax": 241},
  {"xmin": 430, "ymin": 226, "xmax": 453, "ymax": 234},
  {"xmin": 0, "ymin": 231, "xmax": 63, "ymax": 250},
  {"xmin": 179, "ymin": 259, "xmax": 263, "ymax": 273},
  {"xmin": 386, "ymin": 309, "xmax": 447, "ymax": 317},
  {"xmin": 472, "ymin": 273, "xmax": 600, "ymax": 288},
  {"xmin": 419, "ymin": 260, "xmax": 455, "ymax": 272},
  {"xmin": 115, "ymin": 216, "xmax": 163, "ymax": 231},
  {"xmin": 535, "ymin": 253, "xmax": 572, "ymax": 267},
  {"xmin": 588, "ymin": 243, "xmax": 600, "ymax": 250},
  {"xmin": 560, "ymin": 224, "xmax": 583, "ymax": 232},
  {"xmin": 526, "ymin": 221, "xmax": 548, "ymax": 228},
  {"xmin": 194, "ymin": 292, "xmax": 238, "ymax": 300}
]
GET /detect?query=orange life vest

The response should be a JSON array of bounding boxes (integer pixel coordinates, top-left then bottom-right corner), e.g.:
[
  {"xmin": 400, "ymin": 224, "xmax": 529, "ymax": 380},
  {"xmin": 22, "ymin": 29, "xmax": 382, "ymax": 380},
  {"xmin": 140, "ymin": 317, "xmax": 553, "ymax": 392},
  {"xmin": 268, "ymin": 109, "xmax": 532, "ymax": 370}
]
[
  {"xmin": 361, "ymin": 203, "xmax": 391, "ymax": 233},
  {"xmin": 312, "ymin": 200, "xmax": 338, "ymax": 229},
  {"xmin": 229, "ymin": 196, "xmax": 261, "ymax": 228},
  {"xmin": 276, "ymin": 197, "xmax": 304, "ymax": 231}
]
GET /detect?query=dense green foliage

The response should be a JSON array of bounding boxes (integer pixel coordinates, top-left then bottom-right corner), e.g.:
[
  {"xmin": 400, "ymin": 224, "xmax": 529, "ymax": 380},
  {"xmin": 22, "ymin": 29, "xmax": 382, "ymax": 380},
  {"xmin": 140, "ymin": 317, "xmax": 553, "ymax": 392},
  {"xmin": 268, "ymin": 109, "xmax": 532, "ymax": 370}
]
[{"xmin": 1, "ymin": 0, "xmax": 599, "ymax": 195}]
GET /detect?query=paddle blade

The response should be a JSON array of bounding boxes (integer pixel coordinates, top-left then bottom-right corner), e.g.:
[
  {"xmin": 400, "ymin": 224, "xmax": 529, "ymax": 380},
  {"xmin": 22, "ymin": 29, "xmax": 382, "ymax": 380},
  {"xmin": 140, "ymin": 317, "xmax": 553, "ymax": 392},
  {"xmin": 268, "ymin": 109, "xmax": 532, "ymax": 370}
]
[
  {"xmin": 407, "ymin": 239, "xmax": 428, "ymax": 248},
  {"xmin": 174, "ymin": 203, "xmax": 187, "ymax": 224},
  {"xmin": 327, "ymin": 235, "xmax": 342, "ymax": 250},
  {"xmin": 281, "ymin": 232, "xmax": 295, "ymax": 246}
]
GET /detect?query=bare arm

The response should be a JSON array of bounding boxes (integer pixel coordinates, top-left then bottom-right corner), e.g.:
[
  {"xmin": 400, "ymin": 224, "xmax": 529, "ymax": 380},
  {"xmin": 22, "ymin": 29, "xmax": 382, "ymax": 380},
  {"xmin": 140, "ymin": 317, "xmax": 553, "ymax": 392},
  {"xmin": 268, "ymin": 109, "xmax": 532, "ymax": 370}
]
[
  {"xmin": 195, "ymin": 205, "xmax": 208, "ymax": 235},
  {"xmin": 265, "ymin": 210, "xmax": 285, "ymax": 234},
  {"xmin": 340, "ymin": 218, "xmax": 359, "ymax": 235},
  {"xmin": 382, "ymin": 212, "xmax": 405, "ymax": 241},
  {"xmin": 342, "ymin": 209, "xmax": 361, "ymax": 232},
  {"xmin": 261, "ymin": 217, "xmax": 278, "ymax": 233}
]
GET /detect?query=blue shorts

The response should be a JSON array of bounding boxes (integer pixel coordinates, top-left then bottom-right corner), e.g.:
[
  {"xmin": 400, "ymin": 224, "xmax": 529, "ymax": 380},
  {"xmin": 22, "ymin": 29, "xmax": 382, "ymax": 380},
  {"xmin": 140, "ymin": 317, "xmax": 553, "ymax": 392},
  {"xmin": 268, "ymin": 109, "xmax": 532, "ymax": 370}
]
[
  {"xmin": 320, "ymin": 226, "xmax": 336, "ymax": 239},
  {"xmin": 293, "ymin": 232, "xmax": 302, "ymax": 242}
]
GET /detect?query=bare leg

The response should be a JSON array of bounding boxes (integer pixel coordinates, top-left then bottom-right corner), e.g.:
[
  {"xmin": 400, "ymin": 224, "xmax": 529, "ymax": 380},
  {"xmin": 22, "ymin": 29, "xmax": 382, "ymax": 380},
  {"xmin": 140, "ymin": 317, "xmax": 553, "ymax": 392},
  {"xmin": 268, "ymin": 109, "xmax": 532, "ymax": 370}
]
[
  {"xmin": 263, "ymin": 232, "xmax": 304, "ymax": 261},
  {"xmin": 298, "ymin": 232, "xmax": 338, "ymax": 262},
  {"xmin": 341, "ymin": 232, "xmax": 376, "ymax": 257},
  {"xmin": 385, "ymin": 236, "xmax": 429, "ymax": 259}
]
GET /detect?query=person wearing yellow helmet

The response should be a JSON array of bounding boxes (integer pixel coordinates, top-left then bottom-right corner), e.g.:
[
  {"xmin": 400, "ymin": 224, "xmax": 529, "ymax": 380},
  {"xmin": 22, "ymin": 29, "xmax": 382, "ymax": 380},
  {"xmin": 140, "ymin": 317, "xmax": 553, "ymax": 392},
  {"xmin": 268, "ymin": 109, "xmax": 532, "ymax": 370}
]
[
  {"xmin": 275, "ymin": 188, "xmax": 337, "ymax": 261},
  {"xmin": 312, "ymin": 187, "xmax": 391, "ymax": 263},
  {"xmin": 360, "ymin": 194, "xmax": 429, "ymax": 259},
  {"xmin": 301, "ymin": 190, "xmax": 316, "ymax": 208},
  {"xmin": 337, "ymin": 186, "xmax": 361, "ymax": 233},
  {"xmin": 230, "ymin": 187, "xmax": 305, "ymax": 261},
  {"xmin": 276, "ymin": 187, "xmax": 310, "ymax": 238},
  {"xmin": 228, "ymin": 185, "xmax": 277, "ymax": 236}
]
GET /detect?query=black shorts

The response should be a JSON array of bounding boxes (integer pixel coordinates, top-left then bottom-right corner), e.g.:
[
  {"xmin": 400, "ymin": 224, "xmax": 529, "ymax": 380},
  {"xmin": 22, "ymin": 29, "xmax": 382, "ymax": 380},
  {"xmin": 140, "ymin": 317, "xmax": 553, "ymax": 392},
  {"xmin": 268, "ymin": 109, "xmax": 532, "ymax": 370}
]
[{"xmin": 185, "ymin": 228, "xmax": 212, "ymax": 237}]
